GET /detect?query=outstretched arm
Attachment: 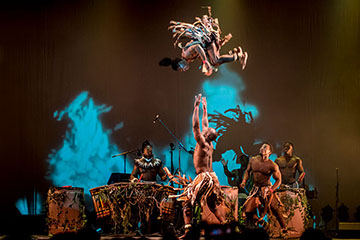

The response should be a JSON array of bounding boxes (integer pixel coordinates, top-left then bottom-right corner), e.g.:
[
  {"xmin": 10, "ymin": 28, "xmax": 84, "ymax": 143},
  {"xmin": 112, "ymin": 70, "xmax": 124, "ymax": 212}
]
[
  {"xmin": 201, "ymin": 96, "xmax": 209, "ymax": 129},
  {"xmin": 193, "ymin": 94, "xmax": 206, "ymax": 147},
  {"xmin": 221, "ymin": 158, "xmax": 233, "ymax": 177}
]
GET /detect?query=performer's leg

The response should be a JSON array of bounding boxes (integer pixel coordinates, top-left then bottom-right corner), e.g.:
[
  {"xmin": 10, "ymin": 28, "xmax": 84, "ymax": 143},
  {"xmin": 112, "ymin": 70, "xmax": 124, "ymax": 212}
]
[
  {"xmin": 179, "ymin": 201, "xmax": 194, "ymax": 239},
  {"xmin": 270, "ymin": 198, "xmax": 286, "ymax": 229},
  {"xmin": 182, "ymin": 201, "xmax": 193, "ymax": 226},
  {"xmin": 242, "ymin": 197, "xmax": 259, "ymax": 226},
  {"xmin": 207, "ymin": 194, "xmax": 225, "ymax": 223},
  {"xmin": 181, "ymin": 44, "xmax": 205, "ymax": 62},
  {"xmin": 206, "ymin": 43, "xmax": 247, "ymax": 67},
  {"xmin": 206, "ymin": 43, "xmax": 234, "ymax": 66}
]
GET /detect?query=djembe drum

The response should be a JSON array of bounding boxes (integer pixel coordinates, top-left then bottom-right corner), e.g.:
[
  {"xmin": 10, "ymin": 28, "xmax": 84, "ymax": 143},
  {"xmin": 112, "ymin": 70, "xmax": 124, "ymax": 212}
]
[
  {"xmin": 90, "ymin": 185, "xmax": 111, "ymax": 219},
  {"xmin": 100, "ymin": 182, "xmax": 177, "ymax": 234},
  {"xmin": 202, "ymin": 186, "xmax": 239, "ymax": 224},
  {"xmin": 47, "ymin": 186, "xmax": 86, "ymax": 235},
  {"xmin": 267, "ymin": 188, "xmax": 310, "ymax": 238}
]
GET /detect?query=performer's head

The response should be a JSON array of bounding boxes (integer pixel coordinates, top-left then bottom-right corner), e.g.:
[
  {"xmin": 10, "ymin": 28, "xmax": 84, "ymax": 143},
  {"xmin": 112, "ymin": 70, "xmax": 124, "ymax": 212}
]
[
  {"xmin": 159, "ymin": 58, "xmax": 189, "ymax": 72},
  {"xmin": 202, "ymin": 127, "xmax": 218, "ymax": 142},
  {"xmin": 260, "ymin": 142, "xmax": 273, "ymax": 158},
  {"xmin": 283, "ymin": 142, "xmax": 294, "ymax": 156},
  {"xmin": 141, "ymin": 140, "xmax": 153, "ymax": 158},
  {"xmin": 174, "ymin": 58, "xmax": 189, "ymax": 72}
]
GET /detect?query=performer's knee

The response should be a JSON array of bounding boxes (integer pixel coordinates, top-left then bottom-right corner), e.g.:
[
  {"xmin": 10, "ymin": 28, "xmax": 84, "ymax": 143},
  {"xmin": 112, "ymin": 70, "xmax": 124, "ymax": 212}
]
[{"xmin": 183, "ymin": 203, "xmax": 192, "ymax": 217}]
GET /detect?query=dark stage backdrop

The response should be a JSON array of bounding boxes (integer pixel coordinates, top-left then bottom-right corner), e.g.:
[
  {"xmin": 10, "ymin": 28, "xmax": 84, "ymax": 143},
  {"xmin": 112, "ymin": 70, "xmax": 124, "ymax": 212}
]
[{"xmin": 0, "ymin": 0, "xmax": 359, "ymax": 225}]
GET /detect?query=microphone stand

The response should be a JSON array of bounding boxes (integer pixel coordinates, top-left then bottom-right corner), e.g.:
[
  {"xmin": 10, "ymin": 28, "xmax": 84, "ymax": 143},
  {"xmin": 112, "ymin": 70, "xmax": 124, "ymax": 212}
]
[
  {"xmin": 112, "ymin": 149, "xmax": 138, "ymax": 174},
  {"xmin": 169, "ymin": 143, "xmax": 175, "ymax": 186},
  {"xmin": 154, "ymin": 115, "xmax": 193, "ymax": 175}
]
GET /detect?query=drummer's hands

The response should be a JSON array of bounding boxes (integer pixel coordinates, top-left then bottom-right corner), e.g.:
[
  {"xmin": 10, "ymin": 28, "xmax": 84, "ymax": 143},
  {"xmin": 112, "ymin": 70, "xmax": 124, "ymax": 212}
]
[
  {"xmin": 130, "ymin": 178, "xmax": 139, "ymax": 183},
  {"xmin": 239, "ymin": 182, "xmax": 246, "ymax": 189}
]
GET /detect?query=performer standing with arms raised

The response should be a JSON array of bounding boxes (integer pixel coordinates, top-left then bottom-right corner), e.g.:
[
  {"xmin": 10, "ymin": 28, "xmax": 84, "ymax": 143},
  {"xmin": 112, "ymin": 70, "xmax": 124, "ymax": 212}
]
[{"xmin": 173, "ymin": 93, "xmax": 225, "ymax": 238}]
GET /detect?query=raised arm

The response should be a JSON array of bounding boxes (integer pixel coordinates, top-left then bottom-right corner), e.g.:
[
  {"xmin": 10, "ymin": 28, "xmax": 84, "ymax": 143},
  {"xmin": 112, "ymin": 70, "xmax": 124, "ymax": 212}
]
[
  {"xmin": 221, "ymin": 158, "xmax": 233, "ymax": 177},
  {"xmin": 271, "ymin": 163, "xmax": 282, "ymax": 192},
  {"xmin": 201, "ymin": 96, "xmax": 209, "ymax": 129},
  {"xmin": 193, "ymin": 94, "xmax": 206, "ymax": 147}
]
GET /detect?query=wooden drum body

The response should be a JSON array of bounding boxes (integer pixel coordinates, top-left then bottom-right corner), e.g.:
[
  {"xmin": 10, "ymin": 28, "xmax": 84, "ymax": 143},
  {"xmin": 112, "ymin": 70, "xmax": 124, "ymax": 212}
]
[
  {"xmin": 90, "ymin": 182, "xmax": 177, "ymax": 234},
  {"xmin": 267, "ymin": 188, "xmax": 310, "ymax": 238},
  {"xmin": 90, "ymin": 186, "xmax": 111, "ymax": 219},
  {"xmin": 202, "ymin": 186, "xmax": 239, "ymax": 224},
  {"xmin": 47, "ymin": 187, "xmax": 86, "ymax": 235}
]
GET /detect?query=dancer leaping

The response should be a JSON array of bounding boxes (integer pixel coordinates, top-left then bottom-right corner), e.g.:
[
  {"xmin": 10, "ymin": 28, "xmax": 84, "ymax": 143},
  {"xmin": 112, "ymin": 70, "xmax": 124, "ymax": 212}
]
[{"xmin": 160, "ymin": 6, "xmax": 248, "ymax": 76}]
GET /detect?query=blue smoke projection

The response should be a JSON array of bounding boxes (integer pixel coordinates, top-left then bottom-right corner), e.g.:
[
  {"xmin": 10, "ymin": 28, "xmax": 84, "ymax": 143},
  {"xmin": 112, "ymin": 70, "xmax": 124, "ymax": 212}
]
[
  {"xmin": 47, "ymin": 91, "xmax": 128, "ymax": 194},
  {"xmin": 35, "ymin": 65, "xmax": 273, "ymax": 216}
]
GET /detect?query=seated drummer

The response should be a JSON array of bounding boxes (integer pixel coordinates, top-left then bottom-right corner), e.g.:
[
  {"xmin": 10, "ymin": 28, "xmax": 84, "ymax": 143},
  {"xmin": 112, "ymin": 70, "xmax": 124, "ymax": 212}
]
[
  {"xmin": 130, "ymin": 140, "xmax": 167, "ymax": 182},
  {"xmin": 275, "ymin": 142, "xmax": 305, "ymax": 189}
]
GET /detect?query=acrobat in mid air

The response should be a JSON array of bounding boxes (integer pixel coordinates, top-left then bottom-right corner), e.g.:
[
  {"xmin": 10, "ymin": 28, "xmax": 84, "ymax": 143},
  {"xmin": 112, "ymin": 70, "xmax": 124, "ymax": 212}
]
[{"xmin": 160, "ymin": 6, "xmax": 248, "ymax": 76}]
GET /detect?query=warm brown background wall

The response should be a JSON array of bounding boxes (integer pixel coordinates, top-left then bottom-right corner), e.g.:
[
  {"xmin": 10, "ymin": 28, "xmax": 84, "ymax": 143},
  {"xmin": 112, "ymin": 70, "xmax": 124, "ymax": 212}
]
[{"xmin": 0, "ymin": 0, "xmax": 359, "ymax": 223}]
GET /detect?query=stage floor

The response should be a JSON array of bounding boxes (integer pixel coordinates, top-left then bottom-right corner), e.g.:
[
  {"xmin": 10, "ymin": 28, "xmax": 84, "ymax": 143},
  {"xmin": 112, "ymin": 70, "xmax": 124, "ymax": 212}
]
[
  {"xmin": 31, "ymin": 236, "xmax": 300, "ymax": 240},
  {"xmin": 28, "ymin": 235, "xmax": 360, "ymax": 240}
]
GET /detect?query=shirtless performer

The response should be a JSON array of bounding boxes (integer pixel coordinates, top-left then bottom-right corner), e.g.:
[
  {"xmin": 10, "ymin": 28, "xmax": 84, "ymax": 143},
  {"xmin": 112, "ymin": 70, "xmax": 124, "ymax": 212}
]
[
  {"xmin": 161, "ymin": 7, "xmax": 248, "ymax": 76},
  {"xmin": 130, "ymin": 140, "xmax": 167, "ymax": 182},
  {"xmin": 129, "ymin": 140, "xmax": 167, "ymax": 234},
  {"xmin": 275, "ymin": 142, "xmax": 305, "ymax": 189},
  {"xmin": 175, "ymin": 93, "xmax": 225, "ymax": 238},
  {"xmin": 240, "ymin": 143, "xmax": 287, "ymax": 236}
]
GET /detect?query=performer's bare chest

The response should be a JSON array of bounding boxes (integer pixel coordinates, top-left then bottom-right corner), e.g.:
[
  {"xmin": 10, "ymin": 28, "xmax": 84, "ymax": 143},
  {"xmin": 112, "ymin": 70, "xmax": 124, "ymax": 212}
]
[
  {"xmin": 278, "ymin": 158, "xmax": 297, "ymax": 170},
  {"xmin": 252, "ymin": 161, "xmax": 273, "ymax": 176}
]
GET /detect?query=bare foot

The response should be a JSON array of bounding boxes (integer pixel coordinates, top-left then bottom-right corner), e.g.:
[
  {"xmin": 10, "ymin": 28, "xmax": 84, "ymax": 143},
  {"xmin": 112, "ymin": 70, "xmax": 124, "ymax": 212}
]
[{"xmin": 241, "ymin": 52, "xmax": 248, "ymax": 70}]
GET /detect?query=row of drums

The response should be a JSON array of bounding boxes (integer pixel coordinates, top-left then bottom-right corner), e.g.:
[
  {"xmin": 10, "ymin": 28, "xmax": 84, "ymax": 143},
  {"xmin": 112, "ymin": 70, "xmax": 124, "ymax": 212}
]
[
  {"xmin": 46, "ymin": 183, "xmax": 180, "ymax": 235},
  {"xmin": 90, "ymin": 182, "xmax": 181, "ymax": 234},
  {"xmin": 90, "ymin": 182, "xmax": 240, "ymax": 234},
  {"xmin": 46, "ymin": 184, "xmax": 308, "ymax": 237}
]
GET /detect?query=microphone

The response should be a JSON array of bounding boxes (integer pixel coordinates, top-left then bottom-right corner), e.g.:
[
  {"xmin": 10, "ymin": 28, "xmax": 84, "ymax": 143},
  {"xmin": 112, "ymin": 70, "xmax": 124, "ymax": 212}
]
[
  {"xmin": 153, "ymin": 114, "xmax": 160, "ymax": 124},
  {"xmin": 170, "ymin": 143, "xmax": 175, "ymax": 150}
]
